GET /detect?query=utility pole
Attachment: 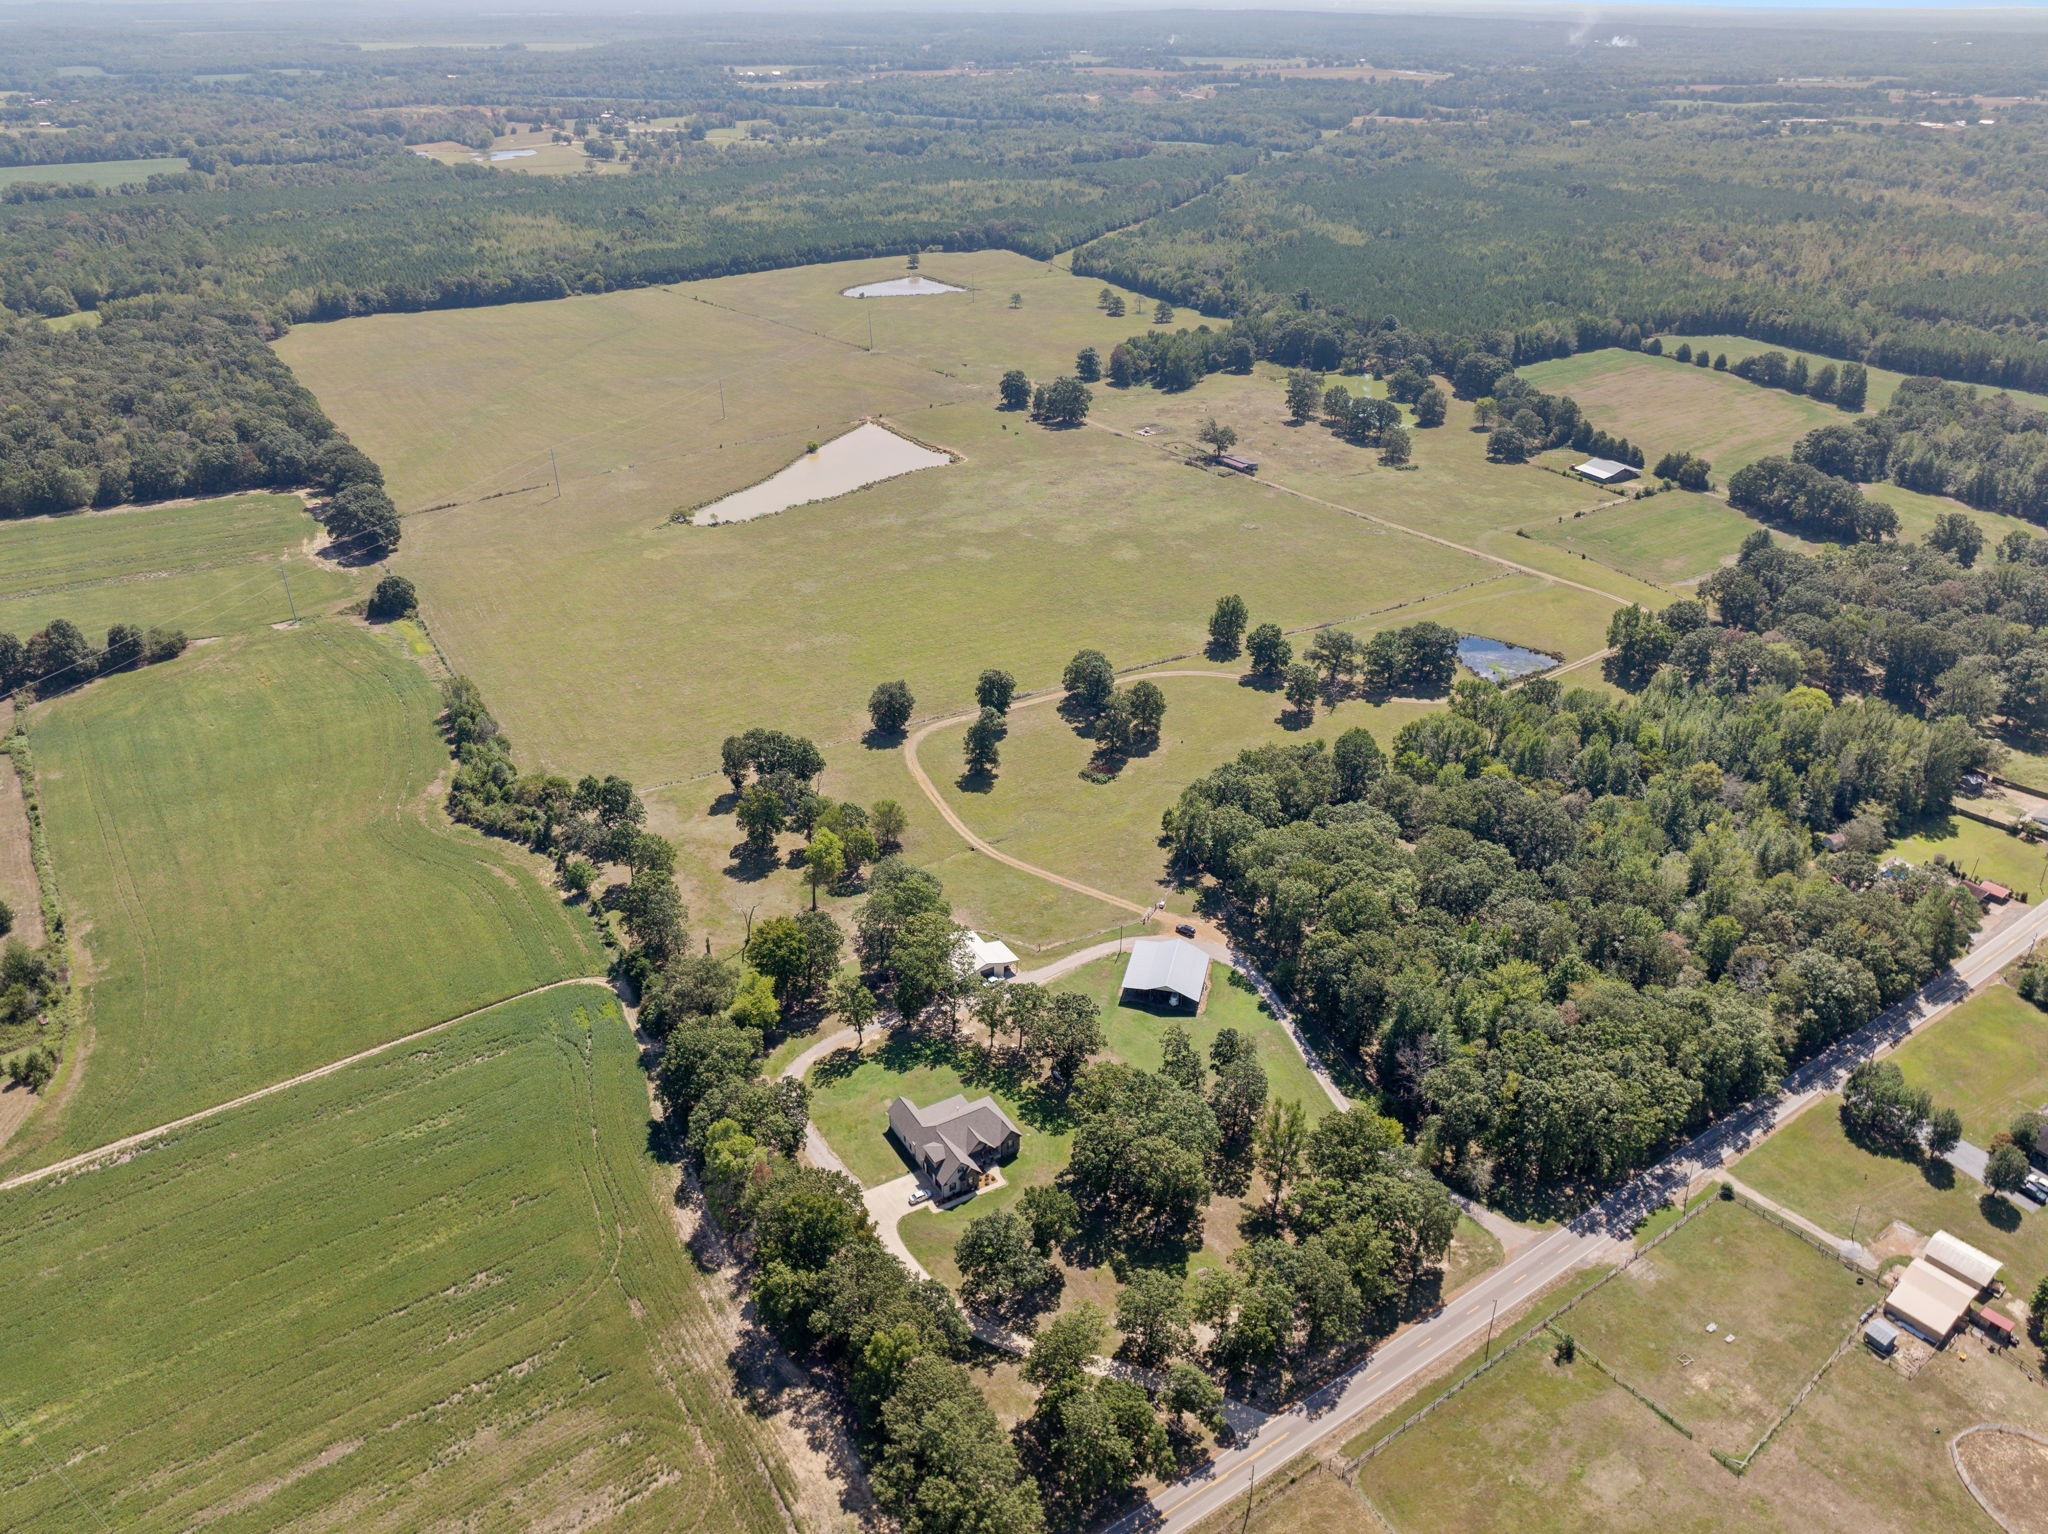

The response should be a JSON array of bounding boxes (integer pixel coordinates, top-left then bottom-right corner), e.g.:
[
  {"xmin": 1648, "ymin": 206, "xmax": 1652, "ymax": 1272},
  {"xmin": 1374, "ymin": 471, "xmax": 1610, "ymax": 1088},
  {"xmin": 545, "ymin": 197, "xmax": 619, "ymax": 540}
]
[
  {"xmin": 718, "ymin": 377, "xmax": 726, "ymax": 420},
  {"xmin": 1240, "ymin": 1462, "xmax": 1256, "ymax": 1534},
  {"xmin": 867, "ymin": 310, "xmax": 874, "ymax": 352},
  {"xmin": 1482, "ymin": 1296, "xmax": 1501, "ymax": 1362},
  {"xmin": 549, "ymin": 448, "xmax": 561, "ymax": 500},
  {"xmin": 279, "ymin": 568, "xmax": 299, "ymax": 625}
]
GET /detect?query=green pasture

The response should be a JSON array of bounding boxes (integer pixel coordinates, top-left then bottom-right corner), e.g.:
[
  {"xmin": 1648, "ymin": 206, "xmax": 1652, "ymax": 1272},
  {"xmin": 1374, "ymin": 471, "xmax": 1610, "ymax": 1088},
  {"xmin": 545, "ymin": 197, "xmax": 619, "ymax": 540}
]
[
  {"xmin": 0, "ymin": 987, "xmax": 795, "ymax": 1534},
  {"xmin": 1334, "ymin": 1197, "xmax": 2004, "ymax": 1534},
  {"xmin": 0, "ymin": 155, "xmax": 186, "ymax": 189},
  {"xmin": 1524, "ymin": 493, "xmax": 1761, "ymax": 588},
  {"xmin": 1562, "ymin": 1200, "xmax": 1863, "ymax": 1455},
  {"xmin": 1890, "ymin": 813, "xmax": 2048, "ymax": 901},
  {"xmin": 1735, "ymin": 1101, "xmax": 2048, "ymax": 1282},
  {"xmin": 1884, "ymin": 985, "xmax": 2048, "ymax": 1147},
  {"xmin": 0, "ymin": 492, "xmax": 354, "ymax": 641},
  {"xmin": 926, "ymin": 673, "xmax": 1441, "ymax": 916},
  {"xmin": 1520, "ymin": 347, "xmax": 1840, "ymax": 475},
  {"xmin": 10, "ymin": 619, "xmax": 601, "ymax": 1169}
]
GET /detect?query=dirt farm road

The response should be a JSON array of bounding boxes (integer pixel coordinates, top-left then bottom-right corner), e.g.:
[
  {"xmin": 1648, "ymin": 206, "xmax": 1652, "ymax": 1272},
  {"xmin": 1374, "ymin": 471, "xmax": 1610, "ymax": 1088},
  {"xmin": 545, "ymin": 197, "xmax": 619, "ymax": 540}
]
[{"xmin": 0, "ymin": 975, "xmax": 619, "ymax": 1194}]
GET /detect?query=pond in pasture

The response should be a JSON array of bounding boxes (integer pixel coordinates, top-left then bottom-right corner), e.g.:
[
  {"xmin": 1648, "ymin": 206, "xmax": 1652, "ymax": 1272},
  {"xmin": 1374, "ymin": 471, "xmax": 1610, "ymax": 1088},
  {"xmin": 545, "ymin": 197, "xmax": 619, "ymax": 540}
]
[
  {"xmin": 692, "ymin": 422, "xmax": 952, "ymax": 525},
  {"xmin": 1457, "ymin": 635, "xmax": 1559, "ymax": 681},
  {"xmin": 841, "ymin": 275, "xmax": 965, "ymax": 298},
  {"xmin": 488, "ymin": 148, "xmax": 538, "ymax": 161}
]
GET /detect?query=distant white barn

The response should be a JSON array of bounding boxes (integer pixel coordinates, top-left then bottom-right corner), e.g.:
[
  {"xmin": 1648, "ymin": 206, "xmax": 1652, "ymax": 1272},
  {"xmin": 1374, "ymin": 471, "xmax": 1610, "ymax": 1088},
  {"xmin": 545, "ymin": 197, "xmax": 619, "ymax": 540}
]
[
  {"xmin": 962, "ymin": 931, "xmax": 1018, "ymax": 980},
  {"xmin": 1119, "ymin": 937, "xmax": 1209, "ymax": 1009}
]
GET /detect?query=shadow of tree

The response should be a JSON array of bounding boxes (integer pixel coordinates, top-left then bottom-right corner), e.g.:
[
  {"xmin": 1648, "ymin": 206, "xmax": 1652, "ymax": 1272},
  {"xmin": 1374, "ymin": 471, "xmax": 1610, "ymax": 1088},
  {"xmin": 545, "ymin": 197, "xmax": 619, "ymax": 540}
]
[
  {"xmin": 1981, "ymin": 1191, "xmax": 2022, "ymax": 1231},
  {"xmin": 956, "ymin": 767, "xmax": 998, "ymax": 795},
  {"xmin": 862, "ymin": 727, "xmax": 905, "ymax": 752}
]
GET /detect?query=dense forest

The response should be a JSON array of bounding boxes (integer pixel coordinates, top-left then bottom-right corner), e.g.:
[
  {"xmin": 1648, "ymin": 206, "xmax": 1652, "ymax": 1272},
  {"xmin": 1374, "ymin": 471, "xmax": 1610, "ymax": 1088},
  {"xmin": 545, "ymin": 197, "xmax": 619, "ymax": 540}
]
[{"xmin": 1161, "ymin": 512, "xmax": 2048, "ymax": 1204}]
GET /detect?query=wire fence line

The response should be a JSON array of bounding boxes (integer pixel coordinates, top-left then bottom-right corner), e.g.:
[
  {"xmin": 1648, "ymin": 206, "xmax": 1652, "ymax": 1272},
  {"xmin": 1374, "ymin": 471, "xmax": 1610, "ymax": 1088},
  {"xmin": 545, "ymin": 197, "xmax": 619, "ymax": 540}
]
[
  {"xmin": 1712, "ymin": 1305, "xmax": 1879, "ymax": 1476},
  {"xmin": 1341, "ymin": 1193, "xmax": 1722, "ymax": 1476}
]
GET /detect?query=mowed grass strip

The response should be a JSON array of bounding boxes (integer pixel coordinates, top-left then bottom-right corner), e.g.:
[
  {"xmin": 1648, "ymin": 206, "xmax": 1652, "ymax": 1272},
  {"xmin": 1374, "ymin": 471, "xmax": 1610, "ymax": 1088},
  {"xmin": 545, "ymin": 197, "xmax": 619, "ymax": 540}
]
[
  {"xmin": 0, "ymin": 492, "xmax": 355, "ymax": 639},
  {"xmin": 0, "ymin": 988, "xmax": 795, "ymax": 1534},
  {"xmin": 0, "ymin": 156, "xmax": 188, "ymax": 189},
  {"xmin": 13, "ymin": 619, "xmax": 602, "ymax": 1168},
  {"xmin": 1735, "ymin": 1097, "xmax": 2048, "ymax": 1284}
]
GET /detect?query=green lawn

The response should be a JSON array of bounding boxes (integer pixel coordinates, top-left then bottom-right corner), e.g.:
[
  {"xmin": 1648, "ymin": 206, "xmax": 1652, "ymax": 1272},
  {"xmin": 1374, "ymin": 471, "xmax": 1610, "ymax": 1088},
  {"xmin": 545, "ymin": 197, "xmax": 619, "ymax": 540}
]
[
  {"xmin": 1886, "ymin": 984, "xmax": 2048, "ymax": 1146},
  {"xmin": 9, "ymin": 619, "xmax": 603, "ymax": 1169},
  {"xmin": 0, "ymin": 987, "xmax": 796, "ymax": 1534},
  {"xmin": 1890, "ymin": 813, "xmax": 2048, "ymax": 901},
  {"xmin": 0, "ymin": 492, "xmax": 356, "ymax": 641},
  {"xmin": 1735, "ymin": 1102, "xmax": 2048, "ymax": 1284},
  {"xmin": 1053, "ymin": 954, "xmax": 1336, "ymax": 1120},
  {"xmin": 0, "ymin": 155, "xmax": 187, "ymax": 189}
]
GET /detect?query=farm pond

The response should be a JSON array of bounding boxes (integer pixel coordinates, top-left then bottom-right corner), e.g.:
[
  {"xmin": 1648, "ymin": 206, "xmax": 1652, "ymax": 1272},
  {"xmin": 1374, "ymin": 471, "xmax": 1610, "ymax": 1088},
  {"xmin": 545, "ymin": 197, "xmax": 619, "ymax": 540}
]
[
  {"xmin": 691, "ymin": 422, "xmax": 952, "ymax": 525},
  {"xmin": 1458, "ymin": 635, "xmax": 1558, "ymax": 681},
  {"xmin": 841, "ymin": 275, "xmax": 965, "ymax": 298}
]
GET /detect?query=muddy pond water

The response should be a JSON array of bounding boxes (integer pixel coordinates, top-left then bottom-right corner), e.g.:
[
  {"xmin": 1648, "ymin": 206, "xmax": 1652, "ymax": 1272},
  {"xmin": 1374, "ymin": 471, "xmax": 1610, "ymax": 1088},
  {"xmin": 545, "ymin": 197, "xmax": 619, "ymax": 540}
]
[{"xmin": 692, "ymin": 423, "xmax": 952, "ymax": 525}]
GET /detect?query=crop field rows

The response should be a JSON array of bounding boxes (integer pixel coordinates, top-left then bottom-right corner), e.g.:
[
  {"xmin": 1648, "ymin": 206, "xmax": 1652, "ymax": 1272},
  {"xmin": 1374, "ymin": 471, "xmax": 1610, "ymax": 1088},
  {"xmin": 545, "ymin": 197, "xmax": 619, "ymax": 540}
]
[
  {"xmin": 5, "ymin": 618, "xmax": 603, "ymax": 1171},
  {"xmin": 0, "ymin": 988, "xmax": 796, "ymax": 1534}
]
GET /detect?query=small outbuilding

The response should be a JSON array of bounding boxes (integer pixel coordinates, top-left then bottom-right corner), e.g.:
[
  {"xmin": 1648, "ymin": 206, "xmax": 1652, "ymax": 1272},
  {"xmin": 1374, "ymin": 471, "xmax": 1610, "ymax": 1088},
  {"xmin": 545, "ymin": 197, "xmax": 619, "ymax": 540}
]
[
  {"xmin": 1119, "ymin": 936, "xmax": 1210, "ymax": 1010},
  {"xmin": 962, "ymin": 930, "xmax": 1019, "ymax": 980},
  {"xmin": 1965, "ymin": 878, "xmax": 2013, "ymax": 907},
  {"xmin": 1572, "ymin": 456, "xmax": 1640, "ymax": 485},
  {"xmin": 1863, "ymin": 1316, "xmax": 1900, "ymax": 1357},
  {"xmin": 1216, "ymin": 453, "xmax": 1259, "ymax": 475}
]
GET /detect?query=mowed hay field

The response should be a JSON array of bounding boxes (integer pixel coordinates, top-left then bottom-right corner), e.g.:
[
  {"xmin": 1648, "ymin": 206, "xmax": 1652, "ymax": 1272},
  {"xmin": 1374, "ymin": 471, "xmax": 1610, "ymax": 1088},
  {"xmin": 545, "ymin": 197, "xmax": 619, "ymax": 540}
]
[
  {"xmin": 1519, "ymin": 348, "xmax": 1842, "ymax": 476},
  {"xmin": 9, "ymin": 619, "xmax": 602, "ymax": 1168},
  {"xmin": 279, "ymin": 253, "xmax": 1649, "ymax": 948},
  {"xmin": 1526, "ymin": 493, "xmax": 1766, "ymax": 589},
  {"xmin": 0, "ymin": 987, "xmax": 798, "ymax": 1534},
  {"xmin": 277, "ymin": 252, "xmax": 1619, "ymax": 792},
  {"xmin": 0, "ymin": 492, "xmax": 356, "ymax": 642}
]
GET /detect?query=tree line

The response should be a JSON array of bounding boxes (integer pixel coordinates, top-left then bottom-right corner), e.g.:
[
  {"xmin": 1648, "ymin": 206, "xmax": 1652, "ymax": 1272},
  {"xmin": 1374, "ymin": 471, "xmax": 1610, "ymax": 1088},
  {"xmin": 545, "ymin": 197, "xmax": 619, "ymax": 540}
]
[{"xmin": 0, "ymin": 617, "xmax": 187, "ymax": 699}]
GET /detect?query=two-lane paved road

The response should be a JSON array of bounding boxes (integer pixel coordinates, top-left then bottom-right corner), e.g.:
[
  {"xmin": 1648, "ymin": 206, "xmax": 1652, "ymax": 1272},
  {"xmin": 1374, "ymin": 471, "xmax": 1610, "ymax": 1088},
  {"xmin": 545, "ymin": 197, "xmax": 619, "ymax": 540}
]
[{"xmin": 1110, "ymin": 897, "xmax": 2048, "ymax": 1533}]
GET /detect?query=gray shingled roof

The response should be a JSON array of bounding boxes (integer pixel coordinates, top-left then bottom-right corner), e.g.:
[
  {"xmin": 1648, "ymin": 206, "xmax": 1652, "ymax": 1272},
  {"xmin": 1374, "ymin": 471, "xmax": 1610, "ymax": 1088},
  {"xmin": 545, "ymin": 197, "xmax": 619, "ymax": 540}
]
[{"xmin": 888, "ymin": 1094, "xmax": 1020, "ymax": 1189}]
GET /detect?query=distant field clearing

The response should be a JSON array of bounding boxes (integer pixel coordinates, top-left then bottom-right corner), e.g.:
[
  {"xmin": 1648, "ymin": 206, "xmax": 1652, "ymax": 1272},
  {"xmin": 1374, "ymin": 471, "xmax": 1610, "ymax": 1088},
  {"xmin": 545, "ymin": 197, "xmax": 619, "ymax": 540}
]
[
  {"xmin": 693, "ymin": 421, "xmax": 952, "ymax": 524},
  {"xmin": 0, "ymin": 156, "xmax": 187, "ymax": 188}
]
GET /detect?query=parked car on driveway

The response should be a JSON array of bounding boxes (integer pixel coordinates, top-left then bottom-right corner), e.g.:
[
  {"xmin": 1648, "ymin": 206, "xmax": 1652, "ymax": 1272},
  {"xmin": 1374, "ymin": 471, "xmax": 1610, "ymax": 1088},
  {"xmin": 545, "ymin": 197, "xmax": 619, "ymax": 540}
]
[
  {"xmin": 908, "ymin": 1186, "xmax": 930, "ymax": 1206},
  {"xmin": 1175, "ymin": 923, "xmax": 1196, "ymax": 938},
  {"xmin": 2025, "ymin": 1170, "xmax": 2048, "ymax": 1204}
]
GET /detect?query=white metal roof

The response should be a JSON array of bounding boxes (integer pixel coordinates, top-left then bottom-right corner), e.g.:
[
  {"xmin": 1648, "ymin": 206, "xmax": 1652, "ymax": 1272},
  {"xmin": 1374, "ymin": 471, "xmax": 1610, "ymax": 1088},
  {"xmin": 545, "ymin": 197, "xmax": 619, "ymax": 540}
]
[
  {"xmin": 1574, "ymin": 457, "xmax": 1637, "ymax": 481},
  {"xmin": 1120, "ymin": 937, "xmax": 1209, "ymax": 1005},
  {"xmin": 1924, "ymin": 1230, "xmax": 2001, "ymax": 1291},
  {"xmin": 962, "ymin": 931, "xmax": 1019, "ymax": 972},
  {"xmin": 1886, "ymin": 1258, "xmax": 1977, "ymax": 1341}
]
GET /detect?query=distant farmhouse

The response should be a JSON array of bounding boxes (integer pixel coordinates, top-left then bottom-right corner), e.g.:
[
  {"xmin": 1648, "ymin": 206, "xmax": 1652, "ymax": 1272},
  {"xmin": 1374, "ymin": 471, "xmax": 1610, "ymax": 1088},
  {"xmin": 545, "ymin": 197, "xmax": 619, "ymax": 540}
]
[
  {"xmin": 888, "ymin": 1094, "xmax": 1021, "ymax": 1200},
  {"xmin": 1572, "ymin": 456, "xmax": 1639, "ymax": 485},
  {"xmin": 1120, "ymin": 936, "xmax": 1209, "ymax": 1010}
]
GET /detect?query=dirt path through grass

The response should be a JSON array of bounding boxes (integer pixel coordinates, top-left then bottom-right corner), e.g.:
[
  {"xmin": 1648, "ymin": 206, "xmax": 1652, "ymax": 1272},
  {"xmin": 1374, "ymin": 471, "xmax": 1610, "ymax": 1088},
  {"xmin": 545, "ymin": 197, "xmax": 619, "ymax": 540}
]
[{"xmin": 0, "ymin": 975, "xmax": 615, "ymax": 1193}]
